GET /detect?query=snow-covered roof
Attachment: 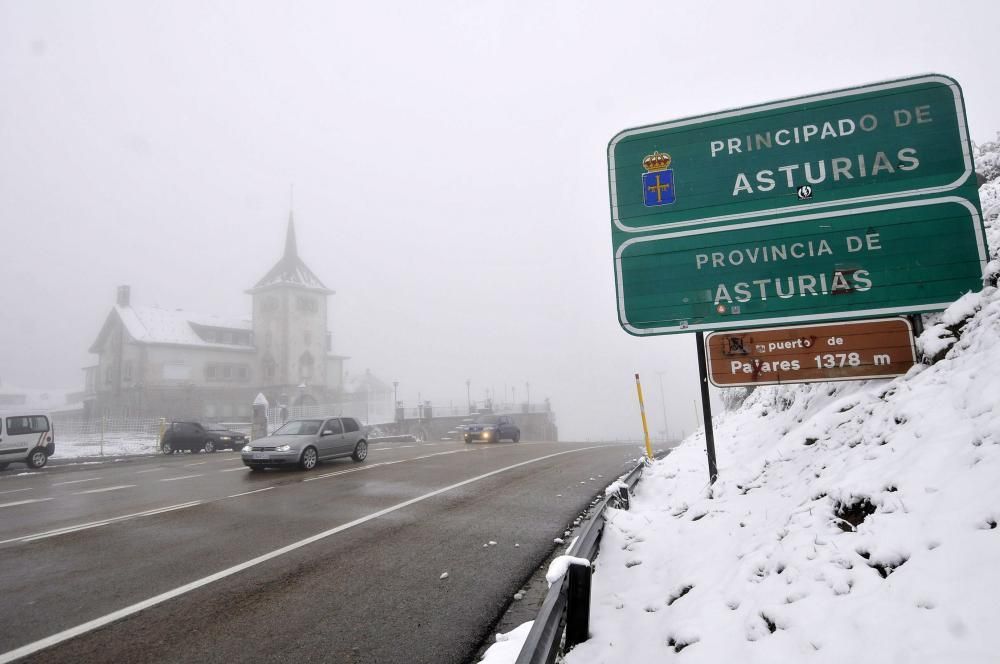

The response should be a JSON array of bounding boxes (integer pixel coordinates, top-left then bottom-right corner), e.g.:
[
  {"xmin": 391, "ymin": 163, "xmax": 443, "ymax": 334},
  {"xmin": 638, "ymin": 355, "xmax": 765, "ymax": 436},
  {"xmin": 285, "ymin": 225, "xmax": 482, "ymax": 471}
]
[
  {"xmin": 90, "ymin": 305, "xmax": 253, "ymax": 352},
  {"xmin": 248, "ymin": 213, "xmax": 332, "ymax": 294}
]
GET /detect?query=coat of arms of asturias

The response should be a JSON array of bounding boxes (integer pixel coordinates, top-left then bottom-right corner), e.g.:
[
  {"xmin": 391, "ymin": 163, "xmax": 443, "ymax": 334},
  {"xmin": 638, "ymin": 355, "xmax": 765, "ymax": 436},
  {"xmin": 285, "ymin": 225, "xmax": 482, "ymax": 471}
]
[{"xmin": 642, "ymin": 151, "xmax": 675, "ymax": 207}]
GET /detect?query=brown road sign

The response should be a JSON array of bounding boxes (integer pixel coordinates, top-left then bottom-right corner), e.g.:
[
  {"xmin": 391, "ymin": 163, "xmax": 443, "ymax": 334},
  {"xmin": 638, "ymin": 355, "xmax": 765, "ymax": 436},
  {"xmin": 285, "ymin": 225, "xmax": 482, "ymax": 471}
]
[{"xmin": 706, "ymin": 318, "xmax": 916, "ymax": 387}]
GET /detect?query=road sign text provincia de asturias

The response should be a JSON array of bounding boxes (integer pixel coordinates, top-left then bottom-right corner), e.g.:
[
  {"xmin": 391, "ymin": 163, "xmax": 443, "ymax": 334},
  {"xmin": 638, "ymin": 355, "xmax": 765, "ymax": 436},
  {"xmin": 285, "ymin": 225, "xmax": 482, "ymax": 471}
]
[{"xmin": 608, "ymin": 74, "xmax": 988, "ymax": 335}]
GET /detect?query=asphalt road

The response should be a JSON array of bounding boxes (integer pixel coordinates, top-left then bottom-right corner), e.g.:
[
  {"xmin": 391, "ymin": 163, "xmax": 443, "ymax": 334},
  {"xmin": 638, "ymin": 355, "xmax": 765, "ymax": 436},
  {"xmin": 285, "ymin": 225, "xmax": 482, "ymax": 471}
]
[{"xmin": 0, "ymin": 439, "xmax": 641, "ymax": 663}]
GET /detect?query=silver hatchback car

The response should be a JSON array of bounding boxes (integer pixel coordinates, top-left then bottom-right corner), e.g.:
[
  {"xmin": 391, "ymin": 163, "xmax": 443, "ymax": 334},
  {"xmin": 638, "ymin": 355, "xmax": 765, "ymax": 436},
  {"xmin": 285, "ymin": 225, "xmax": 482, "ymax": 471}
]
[{"xmin": 241, "ymin": 417, "xmax": 368, "ymax": 471}]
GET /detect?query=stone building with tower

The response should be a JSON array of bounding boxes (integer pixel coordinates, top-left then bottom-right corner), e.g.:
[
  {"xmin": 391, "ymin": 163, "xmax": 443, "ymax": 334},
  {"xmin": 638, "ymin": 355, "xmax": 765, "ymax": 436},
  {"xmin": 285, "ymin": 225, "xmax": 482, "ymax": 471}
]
[{"xmin": 82, "ymin": 216, "xmax": 351, "ymax": 421}]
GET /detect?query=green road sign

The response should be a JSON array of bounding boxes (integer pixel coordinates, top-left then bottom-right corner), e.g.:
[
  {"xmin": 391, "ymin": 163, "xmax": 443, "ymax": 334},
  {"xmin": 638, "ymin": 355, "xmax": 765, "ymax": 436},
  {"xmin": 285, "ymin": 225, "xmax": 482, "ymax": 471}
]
[{"xmin": 608, "ymin": 74, "xmax": 988, "ymax": 335}]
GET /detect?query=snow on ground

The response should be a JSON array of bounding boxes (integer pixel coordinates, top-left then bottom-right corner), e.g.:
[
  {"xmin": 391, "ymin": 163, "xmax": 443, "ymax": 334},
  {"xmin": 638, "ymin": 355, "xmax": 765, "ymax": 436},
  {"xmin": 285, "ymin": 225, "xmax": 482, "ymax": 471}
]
[{"xmin": 480, "ymin": 148, "xmax": 1000, "ymax": 663}]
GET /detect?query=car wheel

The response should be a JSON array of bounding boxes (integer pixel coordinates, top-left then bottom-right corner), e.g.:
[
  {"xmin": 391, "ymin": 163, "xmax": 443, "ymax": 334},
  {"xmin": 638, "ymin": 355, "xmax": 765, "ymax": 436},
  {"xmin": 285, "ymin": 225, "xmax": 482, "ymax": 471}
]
[
  {"xmin": 299, "ymin": 446, "xmax": 318, "ymax": 470},
  {"xmin": 203, "ymin": 439, "xmax": 216, "ymax": 453},
  {"xmin": 513, "ymin": 432, "xmax": 520, "ymax": 443},
  {"xmin": 161, "ymin": 441, "xmax": 173, "ymax": 454},
  {"xmin": 27, "ymin": 448, "xmax": 49, "ymax": 469},
  {"xmin": 352, "ymin": 440, "xmax": 368, "ymax": 462}
]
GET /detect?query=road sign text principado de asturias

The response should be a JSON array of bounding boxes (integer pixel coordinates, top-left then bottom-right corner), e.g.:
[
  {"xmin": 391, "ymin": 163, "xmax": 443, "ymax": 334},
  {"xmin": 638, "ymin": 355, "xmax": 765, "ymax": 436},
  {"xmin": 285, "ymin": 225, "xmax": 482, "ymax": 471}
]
[{"xmin": 608, "ymin": 74, "xmax": 988, "ymax": 335}]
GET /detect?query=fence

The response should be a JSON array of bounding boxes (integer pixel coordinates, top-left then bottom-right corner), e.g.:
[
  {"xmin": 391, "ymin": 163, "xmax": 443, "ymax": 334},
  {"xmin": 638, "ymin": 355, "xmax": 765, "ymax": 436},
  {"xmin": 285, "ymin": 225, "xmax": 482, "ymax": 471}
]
[{"xmin": 52, "ymin": 415, "xmax": 165, "ymax": 457}]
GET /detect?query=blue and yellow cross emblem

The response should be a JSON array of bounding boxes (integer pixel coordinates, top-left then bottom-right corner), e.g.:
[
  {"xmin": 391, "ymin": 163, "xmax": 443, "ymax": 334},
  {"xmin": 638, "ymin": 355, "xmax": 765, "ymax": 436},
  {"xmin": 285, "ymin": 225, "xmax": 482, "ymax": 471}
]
[{"xmin": 641, "ymin": 151, "xmax": 675, "ymax": 207}]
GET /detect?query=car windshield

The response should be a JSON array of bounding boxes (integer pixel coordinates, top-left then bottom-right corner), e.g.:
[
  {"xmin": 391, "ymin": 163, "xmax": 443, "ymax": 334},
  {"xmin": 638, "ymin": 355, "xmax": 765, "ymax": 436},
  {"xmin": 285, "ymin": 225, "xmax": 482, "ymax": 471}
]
[
  {"xmin": 475, "ymin": 416, "xmax": 500, "ymax": 425},
  {"xmin": 204, "ymin": 425, "xmax": 227, "ymax": 431},
  {"xmin": 272, "ymin": 420, "xmax": 323, "ymax": 436}
]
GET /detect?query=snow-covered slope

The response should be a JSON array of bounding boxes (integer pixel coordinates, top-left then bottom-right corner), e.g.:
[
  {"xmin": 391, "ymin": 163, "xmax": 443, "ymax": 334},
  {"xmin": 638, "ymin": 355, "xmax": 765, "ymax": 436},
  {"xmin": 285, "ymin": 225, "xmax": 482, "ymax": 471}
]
[{"xmin": 559, "ymin": 140, "xmax": 1000, "ymax": 663}]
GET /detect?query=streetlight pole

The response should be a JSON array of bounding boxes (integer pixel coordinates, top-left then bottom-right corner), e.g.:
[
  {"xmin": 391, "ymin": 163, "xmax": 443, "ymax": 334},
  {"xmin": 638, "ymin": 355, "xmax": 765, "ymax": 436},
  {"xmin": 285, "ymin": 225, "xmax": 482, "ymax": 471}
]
[
  {"xmin": 392, "ymin": 381, "xmax": 399, "ymax": 423},
  {"xmin": 465, "ymin": 379, "xmax": 471, "ymax": 415},
  {"xmin": 657, "ymin": 371, "xmax": 669, "ymax": 443},
  {"xmin": 526, "ymin": 381, "xmax": 530, "ymax": 411}
]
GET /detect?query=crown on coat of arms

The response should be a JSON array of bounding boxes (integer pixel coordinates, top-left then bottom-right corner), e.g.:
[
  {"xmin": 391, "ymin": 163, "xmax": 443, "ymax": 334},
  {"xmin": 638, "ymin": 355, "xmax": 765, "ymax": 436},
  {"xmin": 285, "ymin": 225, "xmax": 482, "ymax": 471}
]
[{"xmin": 642, "ymin": 151, "xmax": 672, "ymax": 172}]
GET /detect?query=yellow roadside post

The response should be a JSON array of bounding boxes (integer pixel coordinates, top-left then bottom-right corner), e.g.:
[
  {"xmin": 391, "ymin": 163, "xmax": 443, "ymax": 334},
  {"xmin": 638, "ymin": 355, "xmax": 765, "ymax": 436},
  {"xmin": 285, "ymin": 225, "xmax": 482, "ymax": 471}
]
[{"xmin": 634, "ymin": 373, "xmax": 654, "ymax": 460}]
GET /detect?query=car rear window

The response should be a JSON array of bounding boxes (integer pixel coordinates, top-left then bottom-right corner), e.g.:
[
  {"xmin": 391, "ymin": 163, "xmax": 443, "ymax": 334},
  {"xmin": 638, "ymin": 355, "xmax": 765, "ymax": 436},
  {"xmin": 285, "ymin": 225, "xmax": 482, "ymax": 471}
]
[
  {"xmin": 343, "ymin": 418, "xmax": 360, "ymax": 433},
  {"xmin": 6, "ymin": 415, "xmax": 49, "ymax": 435}
]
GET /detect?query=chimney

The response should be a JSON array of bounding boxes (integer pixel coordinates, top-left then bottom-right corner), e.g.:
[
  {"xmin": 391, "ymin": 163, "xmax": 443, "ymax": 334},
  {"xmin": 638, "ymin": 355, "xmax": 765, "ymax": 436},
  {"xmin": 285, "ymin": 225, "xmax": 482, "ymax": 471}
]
[{"xmin": 116, "ymin": 285, "xmax": 131, "ymax": 307}]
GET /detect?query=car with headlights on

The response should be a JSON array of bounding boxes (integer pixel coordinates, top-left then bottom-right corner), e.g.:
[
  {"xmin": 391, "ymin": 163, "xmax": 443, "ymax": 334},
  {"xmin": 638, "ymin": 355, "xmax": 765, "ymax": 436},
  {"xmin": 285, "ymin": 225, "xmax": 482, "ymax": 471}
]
[
  {"xmin": 241, "ymin": 417, "xmax": 368, "ymax": 471},
  {"xmin": 464, "ymin": 414, "xmax": 519, "ymax": 443},
  {"xmin": 160, "ymin": 421, "xmax": 247, "ymax": 454}
]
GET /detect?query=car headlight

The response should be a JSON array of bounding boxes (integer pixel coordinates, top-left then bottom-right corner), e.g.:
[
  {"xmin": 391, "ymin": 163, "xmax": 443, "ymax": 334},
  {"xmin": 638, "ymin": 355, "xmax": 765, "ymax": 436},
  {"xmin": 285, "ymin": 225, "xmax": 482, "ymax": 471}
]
[
  {"xmin": 220, "ymin": 436, "xmax": 231, "ymax": 441},
  {"xmin": 241, "ymin": 445, "xmax": 252, "ymax": 453},
  {"xmin": 276, "ymin": 444, "xmax": 292, "ymax": 452}
]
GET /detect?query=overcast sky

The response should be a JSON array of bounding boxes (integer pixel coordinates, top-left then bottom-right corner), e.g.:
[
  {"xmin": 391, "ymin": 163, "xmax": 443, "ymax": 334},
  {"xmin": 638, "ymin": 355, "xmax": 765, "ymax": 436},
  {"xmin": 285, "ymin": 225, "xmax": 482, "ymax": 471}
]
[{"xmin": 2, "ymin": 0, "xmax": 998, "ymax": 441}]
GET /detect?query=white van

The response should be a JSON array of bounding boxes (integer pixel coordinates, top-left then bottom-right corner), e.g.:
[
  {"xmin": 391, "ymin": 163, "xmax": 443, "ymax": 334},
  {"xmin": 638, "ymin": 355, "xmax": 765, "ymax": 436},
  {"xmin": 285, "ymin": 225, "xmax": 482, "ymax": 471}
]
[{"xmin": 0, "ymin": 413, "xmax": 55, "ymax": 470}]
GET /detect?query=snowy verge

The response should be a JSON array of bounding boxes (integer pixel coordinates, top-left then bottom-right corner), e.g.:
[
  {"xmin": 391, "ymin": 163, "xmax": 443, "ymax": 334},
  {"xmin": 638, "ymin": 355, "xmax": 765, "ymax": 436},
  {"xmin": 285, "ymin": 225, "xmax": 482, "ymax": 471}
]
[{"xmin": 563, "ymin": 283, "xmax": 1000, "ymax": 663}]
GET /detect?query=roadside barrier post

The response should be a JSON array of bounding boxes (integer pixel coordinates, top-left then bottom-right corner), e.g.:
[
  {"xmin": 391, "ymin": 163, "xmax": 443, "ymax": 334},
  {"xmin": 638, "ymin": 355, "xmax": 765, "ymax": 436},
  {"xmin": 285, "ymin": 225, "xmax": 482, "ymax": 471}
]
[
  {"xmin": 158, "ymin": 418, "xmax": 166, "ymax": 448},
  {"xmin": 617, "ymin": 486, "xmax": 630, "ymax": 511},
  {"xmin": 100, "ymin": 416, "xmax": 105, "ymax": 457},
  {"xmin": 565, "ymin": 562, "xmax": 592, "ymax": 650},
  {"xmin": 634, "ymin": 374, "xmax": 654, "ymax": 460}
]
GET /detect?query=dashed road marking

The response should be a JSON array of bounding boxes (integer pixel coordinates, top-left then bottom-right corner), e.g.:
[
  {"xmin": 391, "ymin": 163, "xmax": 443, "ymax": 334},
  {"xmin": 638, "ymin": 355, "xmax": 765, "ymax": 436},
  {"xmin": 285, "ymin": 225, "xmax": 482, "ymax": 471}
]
[
  {"xmin": 0, "ymin": 501, "xmax": 203, "ymax": 546},
  {"xmin": 159, "ymin": 475, "xmax": 204, "ymax": 482},
  {"xmin": 0, "ymin": 497, "xmax": 54, "ymax": 509},
  {"xmin": 0, "ymin": 487, "xmax": 33, "ymax": 496},
  {"xmin": 74, "ymin": 485, "xmax": 136, "ymax": 495},
  {"xmin": 53, "ymin": 478, "xmax": 103, "ymax": 486},
  {"xmin": 227, "ymin": 487, "xmax": 273, "ymax": 498}
]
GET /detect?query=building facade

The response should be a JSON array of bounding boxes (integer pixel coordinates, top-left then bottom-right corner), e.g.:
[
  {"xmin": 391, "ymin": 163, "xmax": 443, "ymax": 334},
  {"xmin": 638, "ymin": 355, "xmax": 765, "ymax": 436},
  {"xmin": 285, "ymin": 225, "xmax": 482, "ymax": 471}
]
[{"xmin": 83, "ymin": 216, "xmax": 348, "ymax": 421}]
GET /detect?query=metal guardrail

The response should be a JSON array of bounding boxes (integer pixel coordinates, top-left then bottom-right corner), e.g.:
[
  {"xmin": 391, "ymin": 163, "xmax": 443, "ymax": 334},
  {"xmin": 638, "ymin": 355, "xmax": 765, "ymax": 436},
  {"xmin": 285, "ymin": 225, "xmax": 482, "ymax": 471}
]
[{"xmin": 515, "ymin": 460, "xmax": 646, "ymax": 664}]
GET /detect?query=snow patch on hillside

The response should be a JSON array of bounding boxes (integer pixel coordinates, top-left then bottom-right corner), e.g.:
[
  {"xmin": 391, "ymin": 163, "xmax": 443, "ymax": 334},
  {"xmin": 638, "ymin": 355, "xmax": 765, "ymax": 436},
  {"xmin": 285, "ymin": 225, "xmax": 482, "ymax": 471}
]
[{"xmin": 559, "ymin": 150, "xmax": 1000, "ymax": 663}]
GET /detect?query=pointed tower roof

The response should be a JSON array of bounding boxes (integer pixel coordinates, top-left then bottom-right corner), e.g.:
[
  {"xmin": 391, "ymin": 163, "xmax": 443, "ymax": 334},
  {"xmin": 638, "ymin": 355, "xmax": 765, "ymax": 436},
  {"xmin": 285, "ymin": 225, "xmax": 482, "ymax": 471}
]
[{"xmin": 248, "ymin": 212, "xmax": 332, "ymax": 294}]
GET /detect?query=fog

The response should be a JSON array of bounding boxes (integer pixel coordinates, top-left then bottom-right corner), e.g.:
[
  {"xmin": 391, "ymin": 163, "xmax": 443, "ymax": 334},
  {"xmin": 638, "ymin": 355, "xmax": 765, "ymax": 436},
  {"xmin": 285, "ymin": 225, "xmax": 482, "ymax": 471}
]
[{"xmin": 2, "ymin": 0, "xmax": 998, "ymax": 440}]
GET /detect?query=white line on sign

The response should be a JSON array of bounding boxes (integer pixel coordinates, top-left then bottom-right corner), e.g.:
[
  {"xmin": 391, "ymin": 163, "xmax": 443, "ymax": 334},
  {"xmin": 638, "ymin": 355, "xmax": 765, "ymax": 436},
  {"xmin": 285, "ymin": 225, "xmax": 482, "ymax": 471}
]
[
  {"xmin": 0, "ymin": 445, "xmax": 609, "ymax": 663},
  {"xmin": 0, "ymin": 497, "xmax": 54, "ymax": 509},
  {"xmin": 227, "ymin": 487, "xmax": 273, "ymax": 499},
  {"xmin": 53, "ymin": 477, "xmax": 104, "ymax": 486},
  {"xmin": 74, "ymin": 485, "xmax": 136, "ymax": 495},
  {"xmin": 0, "ymin": 501, "xmax": 204, "ymax": 546},
  {"xmin": 159, "ymin": 475, "xmax": 204, "ymax": 482}
]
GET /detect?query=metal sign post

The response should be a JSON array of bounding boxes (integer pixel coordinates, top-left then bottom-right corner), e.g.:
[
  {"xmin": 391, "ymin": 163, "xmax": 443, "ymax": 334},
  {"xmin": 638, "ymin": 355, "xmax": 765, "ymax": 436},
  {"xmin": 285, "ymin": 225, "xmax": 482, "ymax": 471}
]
[{"xmin": 694, "ymin": 333, "xmax": 719, "ymax": 484}]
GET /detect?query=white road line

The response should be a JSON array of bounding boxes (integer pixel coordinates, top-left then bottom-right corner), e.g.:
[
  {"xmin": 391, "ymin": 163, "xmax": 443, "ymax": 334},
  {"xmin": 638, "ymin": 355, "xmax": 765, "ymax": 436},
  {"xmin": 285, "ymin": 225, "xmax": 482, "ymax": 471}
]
[
  {"xmin": 53, "ymin": 478, "xmax": 103, "ymax": 486},
  {"xmin": 227, "ymin": 487, "xmax": 273, "ymax": 498},
  {"xmin": 134, "ymin": 468, "xmax": 164, "ymax": 474},
  {"xmin": 74, "ymin": 485, "xmax": 136, "ymax": 495},
  {"xmin": 159, "ymin": 474, "xmax": 204, "ymax": 482},
  {"xmin": 219, "ymin": 467, "xmax": 247, "ymax": 473},
  {"xmin": 183, "ymin": 462, "xmax": 208, "ymax": 467},
  {"xmin": 0, "ymin": 445, "xmax": 609, "ymax": 664},
  {"xmin": 0, "ymin": 497, "xmax": 54, "ymax": 509},
  {"xmin": 1, "ymin": 501, "xmax": 204, "ymax": 546},
  {"xmin": 0, "ymin": 487, "xmax": 33, "ymax": 496}
]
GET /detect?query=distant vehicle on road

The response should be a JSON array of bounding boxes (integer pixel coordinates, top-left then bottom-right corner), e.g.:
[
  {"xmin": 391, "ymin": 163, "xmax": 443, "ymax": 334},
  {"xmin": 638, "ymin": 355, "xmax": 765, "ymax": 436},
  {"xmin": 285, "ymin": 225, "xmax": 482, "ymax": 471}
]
[
  {"xmin": 241, "ymin": 417, "xmax": 368, "ymax": 471},
  {"xmin": 160, "ymin": 421, "xmax": 247, "ymax": 454},
  {"xmin": 464, "ymin": 415, "xmax": 520, "ymax": 443},
  {"xmin": 0, "ymin": 412, "xmax": 54, "ymax": 469}
]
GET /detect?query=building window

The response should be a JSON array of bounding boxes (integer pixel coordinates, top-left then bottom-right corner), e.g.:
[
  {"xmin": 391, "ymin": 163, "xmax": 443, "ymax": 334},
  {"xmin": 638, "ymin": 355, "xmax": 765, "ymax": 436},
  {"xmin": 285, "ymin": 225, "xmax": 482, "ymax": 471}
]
[
  {"xmin": 326, "ymin": 333, "xmax": 332, "ymax": 352},
  {"xmin": 238, "ymin": 366, "xmax": 249, "ymax": 381},
  {"xmin": 223, "ymin": 365, "xmax": 232, "ymax": 379},
  {"xmin": 123, "ymin": 361, "xmax": 133, "ymax": 382},
  {"xmin": 263, "ymin": 356, "xmax": 276, "ymax": 380},
  {"xmin": 299, "ymin": 351, "xmax": 314, "ymax": 380},
  {"xmin": 105, "ymin": 365, "xmax": 113, "ymax": 385},
  {"xmin": 206, "ymin": 365, "xmax": 216, "ymax": 380},
  {"xmin": 204, "ymin": 329, "xmax": 216, "ymax": 343},
  {"xmin": 296, "ymin": 296, "xmax": 317, "ymax": 313},
  {"xmin": 264, "ymin": 331, "xmax": 272, "ymax": 348}
]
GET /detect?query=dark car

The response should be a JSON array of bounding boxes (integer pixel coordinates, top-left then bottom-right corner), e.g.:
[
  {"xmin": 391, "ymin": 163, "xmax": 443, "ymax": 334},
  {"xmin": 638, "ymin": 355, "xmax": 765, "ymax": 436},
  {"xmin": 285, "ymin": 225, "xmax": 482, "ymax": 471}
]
[
  {"xmin": 160, "ymin": 421, "xmax": 248, "ymax": 454},
  {"xmin": 464, "ymin": 414, "xmax": 520, "ymax": 443}
]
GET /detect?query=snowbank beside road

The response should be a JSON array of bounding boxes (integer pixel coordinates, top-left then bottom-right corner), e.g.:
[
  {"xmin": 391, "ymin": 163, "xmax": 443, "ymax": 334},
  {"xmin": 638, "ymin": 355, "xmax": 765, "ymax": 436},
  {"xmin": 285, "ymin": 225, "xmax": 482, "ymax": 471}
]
[{"xmin": 561, "ymin": 165, "xmax": 1000, "ymax": 661}]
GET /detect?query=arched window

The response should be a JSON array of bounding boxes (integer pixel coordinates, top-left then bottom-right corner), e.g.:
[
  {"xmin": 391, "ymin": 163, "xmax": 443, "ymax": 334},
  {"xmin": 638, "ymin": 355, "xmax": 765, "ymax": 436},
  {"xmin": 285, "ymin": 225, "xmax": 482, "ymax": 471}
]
[{"xmin": 299, "ymin": 351, "xmax": 314, "ymax": 380}]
